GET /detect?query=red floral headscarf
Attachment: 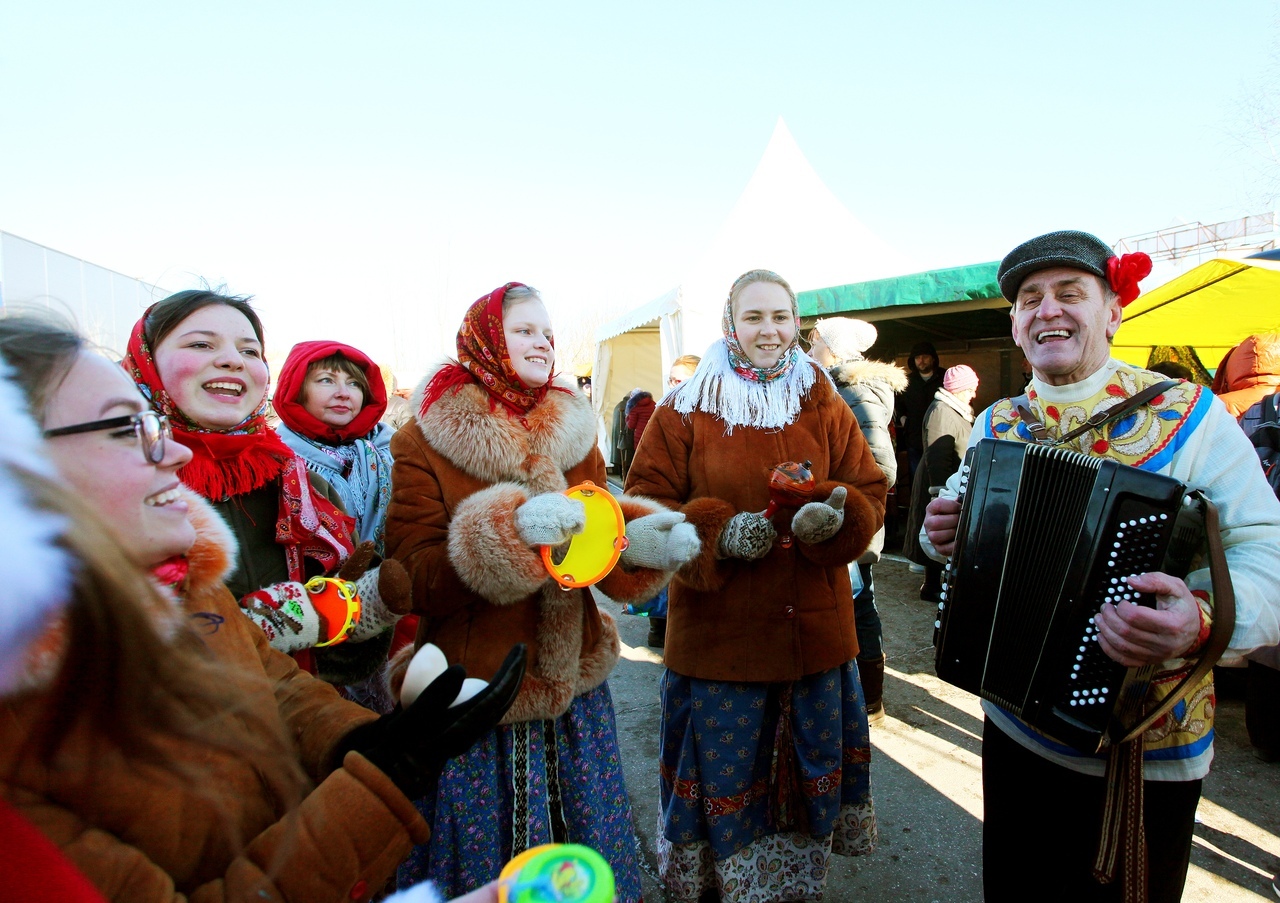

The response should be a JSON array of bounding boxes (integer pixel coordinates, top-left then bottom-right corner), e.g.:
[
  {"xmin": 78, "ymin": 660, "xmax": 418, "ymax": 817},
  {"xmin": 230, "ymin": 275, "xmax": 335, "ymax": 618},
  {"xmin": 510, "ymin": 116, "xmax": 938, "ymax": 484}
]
[
  {"xmin": 123, "ymin": 306, "xmax": 354, "ymax": 583},
  {"xmin": 274, "ymin": 341, "xmax": 388, "ymax": 443},
  {"xmin": 420, "ymin": 282, "xmax": 571, "ymax": 418}
]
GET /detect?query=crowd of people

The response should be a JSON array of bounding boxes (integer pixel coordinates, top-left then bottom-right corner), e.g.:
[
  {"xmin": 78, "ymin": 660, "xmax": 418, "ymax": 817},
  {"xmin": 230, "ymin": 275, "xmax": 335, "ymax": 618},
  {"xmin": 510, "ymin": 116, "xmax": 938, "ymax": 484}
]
[{"xmin": 1, "ymin": 229, "xmax": 1279, "ymax": 903}]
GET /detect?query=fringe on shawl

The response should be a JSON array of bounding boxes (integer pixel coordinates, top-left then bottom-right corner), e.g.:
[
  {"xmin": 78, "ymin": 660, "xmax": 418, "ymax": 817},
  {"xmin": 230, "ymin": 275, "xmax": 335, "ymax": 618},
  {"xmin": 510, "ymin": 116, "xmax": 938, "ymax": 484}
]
[{"xmin": 668, "ymin": 339, "xmax": 824, "ymax": 433}]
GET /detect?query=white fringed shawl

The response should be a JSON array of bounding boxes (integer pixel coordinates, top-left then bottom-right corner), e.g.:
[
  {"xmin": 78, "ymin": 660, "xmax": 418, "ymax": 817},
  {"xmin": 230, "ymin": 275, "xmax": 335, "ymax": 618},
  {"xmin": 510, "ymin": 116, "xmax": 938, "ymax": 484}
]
[{"xmin": 667, "ymin": 339, "xmax": 828, "ymax": 434}]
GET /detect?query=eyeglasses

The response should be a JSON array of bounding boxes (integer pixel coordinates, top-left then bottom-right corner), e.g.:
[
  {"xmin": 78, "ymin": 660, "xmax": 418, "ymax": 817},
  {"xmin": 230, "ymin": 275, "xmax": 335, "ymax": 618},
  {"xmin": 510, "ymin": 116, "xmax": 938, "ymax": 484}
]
[{"xmin": 44, "ymin": 411, "xmax": 173, "ymax": 464}]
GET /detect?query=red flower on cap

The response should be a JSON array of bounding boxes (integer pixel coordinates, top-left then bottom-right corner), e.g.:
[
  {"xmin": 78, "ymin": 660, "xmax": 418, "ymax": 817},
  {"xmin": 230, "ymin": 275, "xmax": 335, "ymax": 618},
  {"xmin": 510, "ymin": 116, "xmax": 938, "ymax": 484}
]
[{"xmin": 1106, "ymin": 252, "xmax": 1153, "ymax": 307}]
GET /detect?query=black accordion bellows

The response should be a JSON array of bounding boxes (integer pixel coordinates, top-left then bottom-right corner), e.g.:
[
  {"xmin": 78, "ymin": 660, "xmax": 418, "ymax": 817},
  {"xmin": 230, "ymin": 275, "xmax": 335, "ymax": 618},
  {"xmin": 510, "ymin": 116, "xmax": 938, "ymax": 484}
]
[{"xmin": 934, "ymin": 438, "xmax": 1206, "ymax": 753}]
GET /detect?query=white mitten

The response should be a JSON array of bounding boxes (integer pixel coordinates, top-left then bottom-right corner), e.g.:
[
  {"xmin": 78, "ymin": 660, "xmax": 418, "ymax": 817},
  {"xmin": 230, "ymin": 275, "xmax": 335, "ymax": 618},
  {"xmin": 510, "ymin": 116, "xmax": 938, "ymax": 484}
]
[
  {"xmin": 792, "ymin": 486, "xmax": 847, "ymax": 545},
  {"xmin": 716, "ymin": 512, "xmax": 777, "ymax": 560},
  {"xmin": 515, "ymin": 492, "xmax": 587, "ymax": 547},
  {"xmin": 620, "ymin": 511, "xmax": 702, "ymax": 570},
  {"xmin": 347, "ymin": 561, "xmax": 411, "ymax": 642}
]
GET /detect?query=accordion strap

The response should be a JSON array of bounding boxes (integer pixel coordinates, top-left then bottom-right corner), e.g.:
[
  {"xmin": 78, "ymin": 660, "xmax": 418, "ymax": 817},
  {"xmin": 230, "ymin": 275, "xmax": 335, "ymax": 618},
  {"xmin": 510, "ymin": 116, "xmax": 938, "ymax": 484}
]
[
  {"xmin": 1012, "ymin": 379, "xmax": 1180, "ymax": 446},
  {"xmin": 1092, "ymin": 495, "xmax": 1236, "ymax": 900}
]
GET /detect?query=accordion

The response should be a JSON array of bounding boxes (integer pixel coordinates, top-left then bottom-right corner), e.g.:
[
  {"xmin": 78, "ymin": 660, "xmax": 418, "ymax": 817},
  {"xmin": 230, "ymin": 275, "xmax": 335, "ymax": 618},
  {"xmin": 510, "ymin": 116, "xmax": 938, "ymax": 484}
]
[{"xmin": 933, "ymin": 438, "xmax": 1206, "ymax": 753}]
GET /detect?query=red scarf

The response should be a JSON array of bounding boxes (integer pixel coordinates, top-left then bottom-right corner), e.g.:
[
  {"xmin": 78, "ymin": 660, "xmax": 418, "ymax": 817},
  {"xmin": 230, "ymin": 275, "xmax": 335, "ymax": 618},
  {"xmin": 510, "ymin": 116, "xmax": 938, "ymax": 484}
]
[
  {"xmin": 420, "ymin": 282, "xmax": 571, "ymax": 417},
  {"xmin": 123, "ymin": 313, "xmax": 293, "ymax": 500},
  {"xmin": 124, "ymin": 308, "xmax": 354, "ymax": 581},
  {"xmin": 274, "ymin": 340, "xmax": 388, "ymax": 443}
]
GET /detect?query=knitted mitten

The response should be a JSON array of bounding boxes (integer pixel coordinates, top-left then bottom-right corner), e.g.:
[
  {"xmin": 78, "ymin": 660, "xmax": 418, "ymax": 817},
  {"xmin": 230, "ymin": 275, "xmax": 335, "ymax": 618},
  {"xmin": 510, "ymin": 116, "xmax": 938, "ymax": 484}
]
[
  {"xmin": 347, "ymin": 559, "xmax": 412, "ymax": 642},
  {"xmin": 716, "ymin": 512, "xmax": 777, "ymax": 560},
  {"xmin": 792, "ymin": 486, "xmax": 847, "ymax": 545},
  {"xmin": 620, "ymin": 510, "xmax": 702, "ymax": 570},
  {"xmin": 239, "ymin": 582, "xmax": 323, "ymax": 653},
  {"xmin": 515, "ymin": 493, "xmax": 586, "ymax": 547}
]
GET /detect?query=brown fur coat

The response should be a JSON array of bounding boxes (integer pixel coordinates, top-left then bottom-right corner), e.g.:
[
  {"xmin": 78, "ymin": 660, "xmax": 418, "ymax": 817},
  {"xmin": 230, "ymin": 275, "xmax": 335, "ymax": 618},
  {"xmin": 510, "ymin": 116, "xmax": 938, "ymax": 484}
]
[
  {"xmin": 626, "ymin": 368, "xmax": 888, "ymax": 682},
  {"xmin": 385, "ymin": 372, "xmax": 671, "ymax": 723},
  {"xmin": 0, "ymin": 492, "xmax": 427, "ymax": 903}
]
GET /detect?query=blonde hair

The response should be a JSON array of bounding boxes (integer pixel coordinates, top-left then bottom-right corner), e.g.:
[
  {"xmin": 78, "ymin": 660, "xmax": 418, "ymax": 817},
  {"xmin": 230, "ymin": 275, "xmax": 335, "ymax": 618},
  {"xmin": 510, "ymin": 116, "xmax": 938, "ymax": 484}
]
[{"xmin": 727, "ymin": 270, "xmax": 798, "ymax": 318}]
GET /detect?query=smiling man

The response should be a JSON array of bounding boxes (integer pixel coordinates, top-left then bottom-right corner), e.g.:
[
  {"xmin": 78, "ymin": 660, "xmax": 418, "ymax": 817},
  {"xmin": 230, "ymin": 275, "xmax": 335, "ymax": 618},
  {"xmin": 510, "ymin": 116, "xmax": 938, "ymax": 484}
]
[{"xmin": 923, "ymin": 230, "xmax": 1280, "ymax": 902}]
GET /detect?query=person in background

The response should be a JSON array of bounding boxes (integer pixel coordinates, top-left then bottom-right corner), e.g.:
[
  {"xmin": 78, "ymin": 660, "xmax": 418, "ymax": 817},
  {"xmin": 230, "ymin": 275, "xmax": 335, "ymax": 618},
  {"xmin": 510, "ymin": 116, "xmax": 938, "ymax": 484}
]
[
  {"xmin": 808, "ymin": 316, "xmax": 906, "ymax": 724},
  {"xmin": 1148, "ymin": 360, "xmax": 1194, "ymax": 382},
  {"xmin": 627, "ymin": 269, "xmax": 886, "ymax": 903},
  {"xmin": 1211, "ymin": 333, "xmax": 1280, "ymax": 417},
  {"xmin": 382, "ymin": 364, "xmax": 415, "ymax": 431},
  {"xmin": 123, "ymin": 292, "xmax": 406, "ymax": 685},
  {"xmin": 923, "ymin": 230, "xmax": 1280, "ymax": 901},
  {"xmin": 0, "ymin": 314, "xmax": 523, "ymax": 902},
  {"xmin": 903, "ymin": 365, "xmax": 978, "ymax": 603},
  {"xmin": 385, "ymin": 282, "xmax": 699, "ymax": 901},
  {"xmin": 610, "ymin": 391, "xmax": 634, "ymax": 479},
  {"xmin": 630, "ymin": 354, "xmax": 704, "ymax": 649},
  {"xmin": 896, "ymin": 340, "xmax": 943, "ymax": 484},
  {"xmin": 625, "ymin": 387, "xmax": 656, "ymax": 449}
]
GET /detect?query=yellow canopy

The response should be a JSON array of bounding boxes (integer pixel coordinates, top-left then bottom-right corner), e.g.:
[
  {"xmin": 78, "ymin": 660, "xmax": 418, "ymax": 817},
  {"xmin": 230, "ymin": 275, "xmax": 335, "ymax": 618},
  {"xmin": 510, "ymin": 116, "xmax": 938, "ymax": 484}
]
[{"xmin": 1113, "ymin": 257, "xmax": 1280, "ymax": 367}]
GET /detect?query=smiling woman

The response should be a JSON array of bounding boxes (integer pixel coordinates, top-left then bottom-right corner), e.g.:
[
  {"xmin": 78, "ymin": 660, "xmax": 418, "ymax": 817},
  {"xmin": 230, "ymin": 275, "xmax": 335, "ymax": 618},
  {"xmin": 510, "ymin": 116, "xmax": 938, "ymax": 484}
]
[
  {"xmin": 124, "ymin": 291, "xmax": 411, "ymax": 688},
  {"xmin": 273, "ymin": 341, "xmax": 395, "ymax": 556}
]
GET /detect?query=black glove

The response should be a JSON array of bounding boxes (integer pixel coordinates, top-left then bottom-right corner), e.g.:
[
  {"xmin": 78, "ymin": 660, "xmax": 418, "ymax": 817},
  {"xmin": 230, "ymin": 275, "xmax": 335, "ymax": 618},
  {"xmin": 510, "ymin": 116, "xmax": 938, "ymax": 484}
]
[{"xmin": 333, "ymin": 643, "xmax": 527, "ymax": 800}]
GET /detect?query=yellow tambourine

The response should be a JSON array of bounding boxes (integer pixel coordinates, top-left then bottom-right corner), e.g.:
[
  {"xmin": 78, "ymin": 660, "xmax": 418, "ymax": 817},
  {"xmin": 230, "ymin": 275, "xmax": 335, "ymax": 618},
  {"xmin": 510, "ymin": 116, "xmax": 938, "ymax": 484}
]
[{"xmin": 540, "ymin": 481, "xmax": 628, "ymax": 590}]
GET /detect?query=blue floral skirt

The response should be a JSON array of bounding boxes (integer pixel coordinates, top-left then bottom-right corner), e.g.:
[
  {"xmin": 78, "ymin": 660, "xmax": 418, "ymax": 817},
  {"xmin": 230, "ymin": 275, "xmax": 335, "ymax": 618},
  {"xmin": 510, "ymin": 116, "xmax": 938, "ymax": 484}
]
[
  {"xmin": 658, "ymin": 662, "xmax": 877, "ymax": 903},
  {"xmin": 397, "ymin": 682, "xmax": 643, "ymax": 902}
]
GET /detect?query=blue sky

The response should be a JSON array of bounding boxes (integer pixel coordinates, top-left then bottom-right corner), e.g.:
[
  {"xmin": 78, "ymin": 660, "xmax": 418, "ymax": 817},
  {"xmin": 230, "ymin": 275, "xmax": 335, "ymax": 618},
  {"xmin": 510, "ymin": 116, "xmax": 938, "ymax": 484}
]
[{"xmin": 2, "ymin": 1, "xmax": 1277, "ymax": 374}]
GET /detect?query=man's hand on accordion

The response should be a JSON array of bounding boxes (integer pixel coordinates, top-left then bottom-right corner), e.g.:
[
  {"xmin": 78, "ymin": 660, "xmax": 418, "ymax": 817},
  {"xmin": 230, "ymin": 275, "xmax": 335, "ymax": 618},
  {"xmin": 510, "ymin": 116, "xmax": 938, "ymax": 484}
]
[
  {"xmin": 924, "ymin": 496, "xmax": 963, "ymax": 557},
  {"xmin": 1093, "ymin": 572, "xmax": 1201, "ymax": 667}
]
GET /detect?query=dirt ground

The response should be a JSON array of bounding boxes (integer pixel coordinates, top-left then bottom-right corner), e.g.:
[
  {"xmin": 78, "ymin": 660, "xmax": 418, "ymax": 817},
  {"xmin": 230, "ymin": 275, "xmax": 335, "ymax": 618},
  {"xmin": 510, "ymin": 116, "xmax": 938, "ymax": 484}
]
[{"xmin": 601, "ymin": 553, "xmax": 1280, "ymax": 902}]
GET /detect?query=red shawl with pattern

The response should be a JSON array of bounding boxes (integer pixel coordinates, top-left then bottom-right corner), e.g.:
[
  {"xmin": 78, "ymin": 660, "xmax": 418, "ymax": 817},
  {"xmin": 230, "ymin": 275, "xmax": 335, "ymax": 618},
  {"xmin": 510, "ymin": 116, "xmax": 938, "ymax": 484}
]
[{"xmin": 419, "ymin": 282, "xmax": 571, "ymax": 418}]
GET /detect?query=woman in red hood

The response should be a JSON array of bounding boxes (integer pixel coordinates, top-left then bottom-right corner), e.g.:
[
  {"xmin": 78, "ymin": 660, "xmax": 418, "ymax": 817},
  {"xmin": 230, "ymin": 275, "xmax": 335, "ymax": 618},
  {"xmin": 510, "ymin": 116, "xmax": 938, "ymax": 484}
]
[{"xmin": 274, "ymin": 341, "xmax": 395, "ymax": 556}]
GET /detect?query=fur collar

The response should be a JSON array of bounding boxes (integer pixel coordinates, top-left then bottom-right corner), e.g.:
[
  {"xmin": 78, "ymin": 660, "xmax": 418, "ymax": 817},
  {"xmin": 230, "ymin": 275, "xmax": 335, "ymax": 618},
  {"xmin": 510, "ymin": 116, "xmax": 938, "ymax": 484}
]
[
  {"xmin": 830, "ymin": 360, "xmax": 908, "ymax": 393},
  {"xmin": 181, "ymin": 488, "xmax": 239, "ymax": 598},
  {"xmin": 410, "ymin": 364, "xmax": 597, "ymax": 488}
]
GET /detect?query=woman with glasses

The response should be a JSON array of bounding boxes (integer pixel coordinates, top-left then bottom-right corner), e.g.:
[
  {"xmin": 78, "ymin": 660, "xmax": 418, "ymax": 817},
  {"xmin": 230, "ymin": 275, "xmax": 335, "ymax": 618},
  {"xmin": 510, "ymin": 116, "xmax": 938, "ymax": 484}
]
[
  {"xmin": 122, "ymin": 291, "xmax": 408, "ymax": 683},
  {"xmin": 0, "ymin": 313, "xmax": 524, "ymax": 901}
]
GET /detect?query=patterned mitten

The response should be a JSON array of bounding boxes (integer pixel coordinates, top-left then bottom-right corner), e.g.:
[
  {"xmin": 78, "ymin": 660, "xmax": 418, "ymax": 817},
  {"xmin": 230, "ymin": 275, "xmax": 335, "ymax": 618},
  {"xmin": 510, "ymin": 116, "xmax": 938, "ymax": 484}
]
[
  {"xmin": 347, "ymin": 559, "xmax": 412, "ymax": 642},
  {"xmin": 792, "ymin": 486, "xmax": 847, "ymax": 545},
  {"xmin": 620, "ymin": 511, "xmax": 702, "ymax": 570},
  {"xmin": 239, "ymin": 582, "xmax": 324, "ymax": 653},
  {"xmin": 716, "ymin": 512, "xmax": 777, "ymax": 560},
  {"xmin": 515, "ymin": 492, "xmax": 586, "ymax": 547}
]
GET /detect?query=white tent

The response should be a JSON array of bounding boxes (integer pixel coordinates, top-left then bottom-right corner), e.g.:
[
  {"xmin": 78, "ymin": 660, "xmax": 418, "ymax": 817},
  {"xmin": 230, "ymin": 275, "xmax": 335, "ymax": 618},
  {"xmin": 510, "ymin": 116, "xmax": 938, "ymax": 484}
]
[{"xmin": 593, "ymin": 118, "xmax": 914, "ymax": 463}]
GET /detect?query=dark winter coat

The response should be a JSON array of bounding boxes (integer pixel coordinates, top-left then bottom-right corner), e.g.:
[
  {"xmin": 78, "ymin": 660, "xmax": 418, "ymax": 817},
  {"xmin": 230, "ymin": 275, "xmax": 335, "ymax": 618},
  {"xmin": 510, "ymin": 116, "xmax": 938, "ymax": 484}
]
[
  {"xmin": 903, "ymin": 389, "xmax": 974, "ymax": 565},
  {"xmin": 625, "ymin": 391, "xmax": 656, "ymax": 445},
  {"xmin": 830, "ymin": 360, "xmax": 907, "ymax": 563}
]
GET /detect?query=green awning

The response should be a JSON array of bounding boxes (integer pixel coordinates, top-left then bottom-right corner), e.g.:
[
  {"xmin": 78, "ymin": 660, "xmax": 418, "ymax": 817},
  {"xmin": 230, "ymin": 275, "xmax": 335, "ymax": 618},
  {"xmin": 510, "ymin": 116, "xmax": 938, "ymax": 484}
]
[{"xmin": 798, "ymin": 261, "xmax": 1003, "ymax": 317}]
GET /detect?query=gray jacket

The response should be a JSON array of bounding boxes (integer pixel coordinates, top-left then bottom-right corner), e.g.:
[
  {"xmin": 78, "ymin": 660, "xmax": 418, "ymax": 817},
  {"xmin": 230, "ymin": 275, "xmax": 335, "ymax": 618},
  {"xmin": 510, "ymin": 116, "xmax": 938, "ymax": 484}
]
[{"xmin": 830, "ymin": 360, "xmax": 907, "ymax": 562}]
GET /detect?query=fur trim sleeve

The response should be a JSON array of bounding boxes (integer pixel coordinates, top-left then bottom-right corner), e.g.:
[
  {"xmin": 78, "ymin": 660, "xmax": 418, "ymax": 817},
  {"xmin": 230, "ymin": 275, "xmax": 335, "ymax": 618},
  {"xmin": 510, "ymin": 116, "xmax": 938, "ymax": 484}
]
[
  {"xmin": 794, "ymin": 479, "xmax": 882, "ymax": 569},
  {"xmin": 596, "ymin": 493, "xmax": 679, "ymax": 604},
  {"xmin": 446, "ymin": 482, "xmax": 549, "ymax": 605},
  {"xmin": 675, "ymin": 496, "xmax": 738, "ymax": 593}
]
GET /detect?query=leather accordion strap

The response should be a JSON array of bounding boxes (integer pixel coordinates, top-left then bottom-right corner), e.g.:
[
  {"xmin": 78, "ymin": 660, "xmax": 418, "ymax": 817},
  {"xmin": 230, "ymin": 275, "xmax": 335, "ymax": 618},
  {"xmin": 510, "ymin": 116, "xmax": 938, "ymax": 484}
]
[
  {"xmin": 1013, "ymin": 379, "xmax": 1179, "ymax": 447},
  {"xmin": 1092, "ymin": 496, "xmax": 1236, "ymax": 901}
]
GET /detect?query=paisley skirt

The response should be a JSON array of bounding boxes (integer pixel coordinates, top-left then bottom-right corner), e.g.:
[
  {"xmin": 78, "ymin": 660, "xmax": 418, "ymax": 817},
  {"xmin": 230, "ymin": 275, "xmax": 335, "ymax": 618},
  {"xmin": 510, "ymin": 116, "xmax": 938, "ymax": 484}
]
[
  {"xmin": 397, "ymin": 682, "xmax": 643, "ymax": 902},
  {"xmin": 658, "ymin": 661, "xmax": 877, "ymax": 903}
]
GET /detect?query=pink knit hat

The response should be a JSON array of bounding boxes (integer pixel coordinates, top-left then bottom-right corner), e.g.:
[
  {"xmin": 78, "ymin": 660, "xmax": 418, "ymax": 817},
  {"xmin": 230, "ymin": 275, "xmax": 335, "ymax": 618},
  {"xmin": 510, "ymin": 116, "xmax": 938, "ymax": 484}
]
[{"xmin": 943, "ymin": 365, "xmax": 979, "ymax": 393}]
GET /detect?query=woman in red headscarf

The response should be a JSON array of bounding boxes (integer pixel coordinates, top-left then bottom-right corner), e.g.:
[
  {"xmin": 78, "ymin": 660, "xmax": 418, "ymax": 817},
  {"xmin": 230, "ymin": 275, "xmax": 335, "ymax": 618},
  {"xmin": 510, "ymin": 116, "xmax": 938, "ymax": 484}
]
[
  {"xmin": 124, "ymin": 291, "xmax": 408, "ymax": 683},
  {"xmin": 385, "ymin": 283, "xmax": 702, "ymax": 901},
  {"xmin": 274, "ymin": 341, "xmax": 395, "ymax": 556}
]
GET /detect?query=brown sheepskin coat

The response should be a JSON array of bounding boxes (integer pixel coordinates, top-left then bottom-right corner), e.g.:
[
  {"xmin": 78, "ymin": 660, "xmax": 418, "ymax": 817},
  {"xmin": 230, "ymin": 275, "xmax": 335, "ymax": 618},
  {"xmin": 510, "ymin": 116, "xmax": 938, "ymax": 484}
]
[
  {"xmin": 625, "ymin": 367, "xmax": 888, "ymax": 682},
  {"xmin": 385, "ymin": 373, "xmax": 672, "ymax": 723},
  {"xmin": 0, "ymin": 493, "xmax": 428, "ymax": 903}
]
